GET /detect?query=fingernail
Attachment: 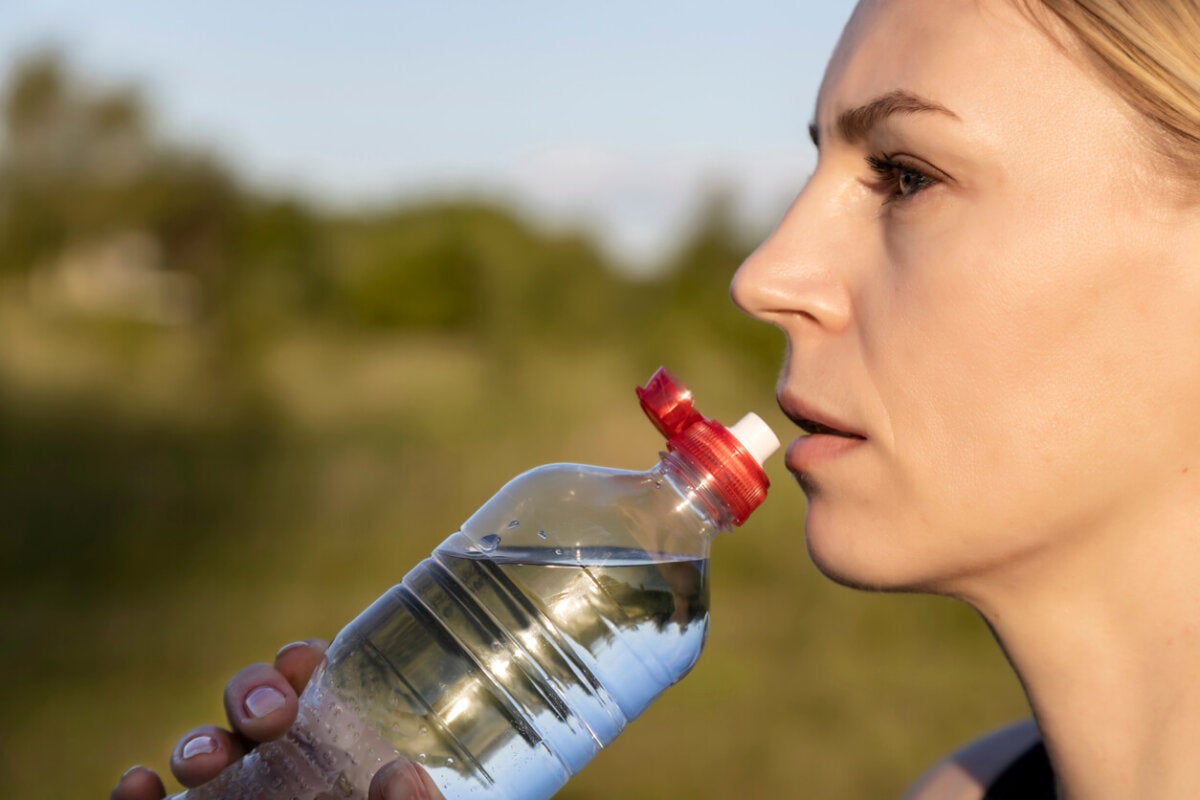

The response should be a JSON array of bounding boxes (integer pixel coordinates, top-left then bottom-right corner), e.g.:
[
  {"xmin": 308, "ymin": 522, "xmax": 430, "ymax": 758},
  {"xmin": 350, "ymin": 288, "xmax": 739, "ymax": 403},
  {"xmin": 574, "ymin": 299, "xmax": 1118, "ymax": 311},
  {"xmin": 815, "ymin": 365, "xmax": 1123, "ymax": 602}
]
[
  {"xmin": 276, "ymin": 640, "xmax": 309, "ymax": 659},
  {"xmin": 119, "ymin": 765, "xmax": 146, "ymax": 781},
  {"xmin": 374, "ymin": 759, "xmax": 430, "ymax": 800},
  {"xmin": 244, "ymin": 685, "xmax": 286, "ymax": 718},
  {"xmin": 182, "ymin": 734, "xmax": 218, "ymax": 760}
]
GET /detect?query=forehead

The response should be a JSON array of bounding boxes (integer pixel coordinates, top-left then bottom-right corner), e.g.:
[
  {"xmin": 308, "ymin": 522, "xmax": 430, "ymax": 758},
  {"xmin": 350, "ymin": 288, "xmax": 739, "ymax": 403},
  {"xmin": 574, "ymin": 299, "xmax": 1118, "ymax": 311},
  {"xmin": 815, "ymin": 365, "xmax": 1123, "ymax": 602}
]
[{"xmin": 815, "ymin": 0, "xmax": 1080, "ymax": 131}]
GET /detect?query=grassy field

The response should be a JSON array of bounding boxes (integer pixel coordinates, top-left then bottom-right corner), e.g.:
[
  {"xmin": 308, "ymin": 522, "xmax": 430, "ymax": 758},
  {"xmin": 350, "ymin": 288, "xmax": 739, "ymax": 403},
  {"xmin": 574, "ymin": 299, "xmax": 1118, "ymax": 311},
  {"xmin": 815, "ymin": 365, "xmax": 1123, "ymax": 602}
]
[{"xmin": 0, "ymin": 297, "xmax": 1029, "ymax": 800}]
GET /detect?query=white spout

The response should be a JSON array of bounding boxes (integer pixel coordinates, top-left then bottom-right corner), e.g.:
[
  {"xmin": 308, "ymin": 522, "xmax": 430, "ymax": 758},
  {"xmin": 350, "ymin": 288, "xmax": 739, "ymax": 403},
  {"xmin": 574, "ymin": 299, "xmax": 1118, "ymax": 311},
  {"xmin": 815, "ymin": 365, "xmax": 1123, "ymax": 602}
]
[{"xmin": 728, "ymin": 413, "xmax": 780, "ymax": 466}]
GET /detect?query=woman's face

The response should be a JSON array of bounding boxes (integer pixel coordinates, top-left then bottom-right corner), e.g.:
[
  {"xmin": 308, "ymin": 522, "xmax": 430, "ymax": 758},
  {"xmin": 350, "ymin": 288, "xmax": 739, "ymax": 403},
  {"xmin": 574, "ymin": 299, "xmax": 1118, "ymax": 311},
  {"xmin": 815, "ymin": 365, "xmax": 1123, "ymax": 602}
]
[{"xmin": 733, "ymin": 0, "xmax": 1200, "ymax": 596}]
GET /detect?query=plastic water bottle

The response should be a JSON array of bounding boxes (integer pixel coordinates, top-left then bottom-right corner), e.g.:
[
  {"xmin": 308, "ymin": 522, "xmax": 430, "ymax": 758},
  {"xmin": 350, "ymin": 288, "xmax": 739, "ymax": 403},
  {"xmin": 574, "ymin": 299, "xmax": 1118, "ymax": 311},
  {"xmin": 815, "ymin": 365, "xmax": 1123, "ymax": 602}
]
[{"xmin": 170, "ymin": 367, "xmax": 779, "ymax": 800}]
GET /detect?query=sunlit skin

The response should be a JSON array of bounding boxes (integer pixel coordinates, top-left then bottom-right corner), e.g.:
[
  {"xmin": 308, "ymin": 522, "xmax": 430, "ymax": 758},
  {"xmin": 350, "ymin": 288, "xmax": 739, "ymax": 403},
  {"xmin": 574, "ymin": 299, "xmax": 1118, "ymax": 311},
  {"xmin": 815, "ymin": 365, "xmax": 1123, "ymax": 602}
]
[{"xmin": 733, "ymin": 0, "xmax": 1200, "ymax": 797}]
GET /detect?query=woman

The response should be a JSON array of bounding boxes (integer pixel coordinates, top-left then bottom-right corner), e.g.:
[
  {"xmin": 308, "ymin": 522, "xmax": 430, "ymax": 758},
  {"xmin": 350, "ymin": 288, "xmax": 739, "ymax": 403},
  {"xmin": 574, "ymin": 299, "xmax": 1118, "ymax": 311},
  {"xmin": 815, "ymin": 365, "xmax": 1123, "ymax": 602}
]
[{"xmin": 113, "ymin": 0, "xmax": 1200, "ymax": 798}]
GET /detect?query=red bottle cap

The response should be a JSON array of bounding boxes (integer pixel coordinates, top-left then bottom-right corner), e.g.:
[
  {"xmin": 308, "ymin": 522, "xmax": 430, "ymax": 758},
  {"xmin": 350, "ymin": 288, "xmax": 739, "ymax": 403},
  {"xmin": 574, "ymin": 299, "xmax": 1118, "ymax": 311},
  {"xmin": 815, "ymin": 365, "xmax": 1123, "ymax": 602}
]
[{"xmin": 637, "ymin": 367, "xmax": 775, "ymax": 526}]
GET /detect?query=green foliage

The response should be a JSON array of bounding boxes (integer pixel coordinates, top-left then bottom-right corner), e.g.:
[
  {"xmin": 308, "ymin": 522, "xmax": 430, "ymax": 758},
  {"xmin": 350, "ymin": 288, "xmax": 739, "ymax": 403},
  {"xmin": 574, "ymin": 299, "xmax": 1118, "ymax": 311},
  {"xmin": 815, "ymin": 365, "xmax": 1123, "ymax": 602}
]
[{"xmin": 333, "ymin": 207, "xmax": 486, "ymax": 331}]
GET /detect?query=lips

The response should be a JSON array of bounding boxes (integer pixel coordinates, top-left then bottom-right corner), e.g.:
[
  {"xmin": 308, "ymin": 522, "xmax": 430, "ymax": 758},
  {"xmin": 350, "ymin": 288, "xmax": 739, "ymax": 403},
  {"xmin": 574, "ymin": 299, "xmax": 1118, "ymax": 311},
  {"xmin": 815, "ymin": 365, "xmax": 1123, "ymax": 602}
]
[
  {"xmin": 781, "ymin": 395, "xmax": 867, "ymax": 474},
  {"xmin": 779, "ymin": 395, "xmax": 866, "ymax": 440},
  {"xmin": 794, "ymin": 417, "xmax": 864, "ymax": 438}
]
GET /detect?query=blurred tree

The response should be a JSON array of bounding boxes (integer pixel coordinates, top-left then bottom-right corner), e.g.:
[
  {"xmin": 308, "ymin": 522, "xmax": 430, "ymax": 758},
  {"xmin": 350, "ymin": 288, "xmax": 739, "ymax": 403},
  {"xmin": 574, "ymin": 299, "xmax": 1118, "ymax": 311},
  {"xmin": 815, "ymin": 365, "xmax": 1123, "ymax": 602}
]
[
  {"xmin": 655, "ymin": 189, "xmax": 784, "ymax": 382},
  {"xmin": 0, "ymin": 51, "xmax": 244, "ymax": 327},
  {"xmin": 334, "ymin": 205, "xmax": 482, "ymax": 331},
  {"xmin": 235, "ymin": 198, "xmax": 330, "ymax": 311},
  {"xmin": 1, "ymin": 50, "xmax": 154, "ymax": 271},
  {"xmin": 330, "ymin": 201, "xmax": 633, "ymax": 351}
]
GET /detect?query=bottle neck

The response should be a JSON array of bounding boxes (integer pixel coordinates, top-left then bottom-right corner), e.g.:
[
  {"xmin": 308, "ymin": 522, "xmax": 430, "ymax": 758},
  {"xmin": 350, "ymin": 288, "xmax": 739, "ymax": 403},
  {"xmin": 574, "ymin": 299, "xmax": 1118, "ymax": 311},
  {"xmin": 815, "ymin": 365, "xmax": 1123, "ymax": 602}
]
[{"xmin": 657, "ymin": 451, "xmax": 740, "ymax": 533}]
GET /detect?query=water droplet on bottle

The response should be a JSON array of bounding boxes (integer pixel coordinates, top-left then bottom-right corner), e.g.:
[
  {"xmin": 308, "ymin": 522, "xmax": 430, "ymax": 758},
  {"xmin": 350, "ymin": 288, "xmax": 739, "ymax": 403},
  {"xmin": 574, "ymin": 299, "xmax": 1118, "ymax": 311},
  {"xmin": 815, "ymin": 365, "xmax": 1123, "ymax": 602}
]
[
  {"xmin": 554, "ymin": 548, "xmax": 563, "ymax": 556},
  {"xmin": 537, "ymin": 529, "xmax": 547, "ymax": 540},
  {"xmin": 446, "ymin": 757, "xmax": 456, "ymax": 766},
  {"xmin": 654, "ymin": 480, "xmax": 663, "ymax": 490},
  {"xmin": 419, "ymin": 725, "xmax": 429, "ymax": 735},
  {"xmin": 417, "ymin": 753, "xmax": 427, "ymax": 763},
  {"xmin": 480, "ymin": 533, "xmax": 501, "ymax": 551},
  {"xmin": 507, "ymin": 519, "xmax": 520, "ymax": 529}
]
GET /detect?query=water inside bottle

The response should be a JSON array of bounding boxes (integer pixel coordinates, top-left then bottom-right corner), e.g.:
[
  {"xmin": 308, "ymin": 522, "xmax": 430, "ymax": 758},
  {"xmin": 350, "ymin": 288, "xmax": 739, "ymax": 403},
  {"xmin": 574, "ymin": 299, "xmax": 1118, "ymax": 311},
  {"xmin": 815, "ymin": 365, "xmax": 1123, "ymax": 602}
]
[{"xmin": 319, "ymin": 542, "xmax": 710, "ymax": 799}]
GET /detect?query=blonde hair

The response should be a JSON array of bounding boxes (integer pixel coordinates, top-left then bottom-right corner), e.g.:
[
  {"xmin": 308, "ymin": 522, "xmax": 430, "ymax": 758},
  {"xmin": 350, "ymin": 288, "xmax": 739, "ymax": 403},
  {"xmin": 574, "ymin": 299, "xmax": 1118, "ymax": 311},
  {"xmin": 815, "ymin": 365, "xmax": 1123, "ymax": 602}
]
[{"xmin": 1025, "ymin": 0, "xmax": 1200, "ymax": 177}]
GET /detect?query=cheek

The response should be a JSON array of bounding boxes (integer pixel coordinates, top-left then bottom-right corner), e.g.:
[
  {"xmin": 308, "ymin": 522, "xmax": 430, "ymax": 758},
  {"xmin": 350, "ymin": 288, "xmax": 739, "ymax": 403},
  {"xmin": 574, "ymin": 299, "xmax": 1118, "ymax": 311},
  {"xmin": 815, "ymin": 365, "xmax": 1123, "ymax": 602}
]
[{"xmin": 861, "ymin": 198, "xmax": 1200, "ymax": 544}]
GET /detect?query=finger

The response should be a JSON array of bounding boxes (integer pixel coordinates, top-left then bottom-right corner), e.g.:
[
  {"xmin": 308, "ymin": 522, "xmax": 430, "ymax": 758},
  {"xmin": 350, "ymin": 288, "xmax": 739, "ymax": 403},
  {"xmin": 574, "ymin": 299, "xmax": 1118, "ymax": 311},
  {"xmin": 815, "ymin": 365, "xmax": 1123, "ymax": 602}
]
[
  {"xmin": 110, "ymin": 765, "xmax": 166, "ymax": 800},
  {"xmin": 273, "ymin": 638, "xmax": 328, "ymax": 695},
  {"xmin": 169, "ymin": 724, "xmax": 249, "ymax": 788},
  {"xmin": 369, "ymin": 759, "xmax": 447, "ymax": 800},
  {"xmin": 223, "ymin": 661, "xmax": 299, "ymax": 744}
]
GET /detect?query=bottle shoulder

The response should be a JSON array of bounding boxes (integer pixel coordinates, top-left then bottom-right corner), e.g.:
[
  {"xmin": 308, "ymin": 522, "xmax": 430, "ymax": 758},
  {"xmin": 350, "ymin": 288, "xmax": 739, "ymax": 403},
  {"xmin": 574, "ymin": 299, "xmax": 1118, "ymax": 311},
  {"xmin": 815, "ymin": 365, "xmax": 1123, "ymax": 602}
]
[{"xmin": 452, "ymin": 460, "xmax": 719, "ymax": 560}]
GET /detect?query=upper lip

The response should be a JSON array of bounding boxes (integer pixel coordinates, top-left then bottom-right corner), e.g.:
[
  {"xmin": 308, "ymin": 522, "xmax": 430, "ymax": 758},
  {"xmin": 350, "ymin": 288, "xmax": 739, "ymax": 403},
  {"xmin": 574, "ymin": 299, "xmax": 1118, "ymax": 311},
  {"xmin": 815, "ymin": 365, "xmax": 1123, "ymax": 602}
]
[{"xmin": 778, "ymin": 393, "xmax": 866, "ymax": 439}]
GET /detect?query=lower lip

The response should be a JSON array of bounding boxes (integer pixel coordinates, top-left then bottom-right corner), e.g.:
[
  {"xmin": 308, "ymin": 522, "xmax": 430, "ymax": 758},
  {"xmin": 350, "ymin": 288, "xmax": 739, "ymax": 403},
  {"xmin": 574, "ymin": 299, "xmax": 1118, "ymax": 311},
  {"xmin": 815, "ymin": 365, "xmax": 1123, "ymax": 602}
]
[{"xmin": 786, "ymin": 433, "xmax": 866, "ymax": 472}]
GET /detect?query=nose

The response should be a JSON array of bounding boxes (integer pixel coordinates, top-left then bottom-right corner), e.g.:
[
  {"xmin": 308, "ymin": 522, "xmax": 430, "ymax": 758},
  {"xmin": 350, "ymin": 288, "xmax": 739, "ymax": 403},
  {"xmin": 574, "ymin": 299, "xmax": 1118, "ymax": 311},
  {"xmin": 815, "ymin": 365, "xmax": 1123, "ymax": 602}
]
[{"xmin": 731, "ymin": 176, "xmax": 853, "ymax": 336}]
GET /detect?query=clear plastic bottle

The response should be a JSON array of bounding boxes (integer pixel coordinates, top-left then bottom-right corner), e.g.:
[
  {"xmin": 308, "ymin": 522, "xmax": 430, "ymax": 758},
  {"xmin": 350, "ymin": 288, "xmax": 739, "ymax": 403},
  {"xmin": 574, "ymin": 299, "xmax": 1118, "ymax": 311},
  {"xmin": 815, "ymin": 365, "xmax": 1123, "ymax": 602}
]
[{"xmin": 170, "ymin": 367, "xmax": 779, "ymax": 800}]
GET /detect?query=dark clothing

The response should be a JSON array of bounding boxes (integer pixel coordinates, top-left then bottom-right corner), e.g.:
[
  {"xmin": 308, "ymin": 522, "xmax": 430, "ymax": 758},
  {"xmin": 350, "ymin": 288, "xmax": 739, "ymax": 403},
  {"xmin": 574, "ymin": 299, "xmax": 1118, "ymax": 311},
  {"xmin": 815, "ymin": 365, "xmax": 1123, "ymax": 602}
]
[{"xmin": 982, "ymin": 740, "xmax": 1056, "ymax": 799}]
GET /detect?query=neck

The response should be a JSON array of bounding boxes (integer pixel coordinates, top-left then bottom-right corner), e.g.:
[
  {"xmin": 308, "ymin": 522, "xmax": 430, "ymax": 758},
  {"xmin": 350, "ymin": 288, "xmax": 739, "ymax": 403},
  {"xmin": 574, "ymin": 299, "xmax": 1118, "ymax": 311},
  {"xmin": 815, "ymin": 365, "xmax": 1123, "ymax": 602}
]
[{"xmin": 958, "ymin": 500, "xmax": 1200, "ymax": 800}]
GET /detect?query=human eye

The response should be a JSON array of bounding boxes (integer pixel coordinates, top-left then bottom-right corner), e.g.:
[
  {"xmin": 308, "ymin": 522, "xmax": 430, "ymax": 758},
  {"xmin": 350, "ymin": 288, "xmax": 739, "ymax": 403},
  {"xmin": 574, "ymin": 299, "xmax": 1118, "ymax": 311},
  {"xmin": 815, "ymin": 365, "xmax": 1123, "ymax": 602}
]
[{"xmin": 866, "ymin": 153, "xmax": 940, "ymax": 203}]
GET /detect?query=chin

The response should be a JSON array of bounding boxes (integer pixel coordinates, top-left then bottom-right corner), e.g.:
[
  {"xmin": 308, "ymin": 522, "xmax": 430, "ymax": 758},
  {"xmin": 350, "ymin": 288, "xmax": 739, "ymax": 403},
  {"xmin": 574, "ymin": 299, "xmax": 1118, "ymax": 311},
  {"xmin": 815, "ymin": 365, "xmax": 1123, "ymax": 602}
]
[
  {"xmin": 806, "ymin": 536, "xmax": 907, "ymax": 594},
  {"xmin": 803, "ymin": 507, "xmax": 947, "ymax": 595}
]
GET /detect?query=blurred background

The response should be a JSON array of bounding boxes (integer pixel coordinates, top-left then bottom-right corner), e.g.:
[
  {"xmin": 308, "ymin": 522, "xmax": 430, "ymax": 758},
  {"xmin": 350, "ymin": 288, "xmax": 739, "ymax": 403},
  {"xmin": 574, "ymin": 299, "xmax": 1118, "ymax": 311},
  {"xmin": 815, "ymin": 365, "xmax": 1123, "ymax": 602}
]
[{"xmin": 0, "ymin": 3, "xmax": 1029, "ymax": 797}]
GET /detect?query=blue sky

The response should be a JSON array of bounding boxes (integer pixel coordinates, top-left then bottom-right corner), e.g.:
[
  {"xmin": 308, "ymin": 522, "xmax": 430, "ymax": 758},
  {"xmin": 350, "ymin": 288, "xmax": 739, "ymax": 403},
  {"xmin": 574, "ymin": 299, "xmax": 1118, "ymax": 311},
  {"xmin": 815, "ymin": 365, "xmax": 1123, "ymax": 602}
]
[{"xmin": 1, "ymin": 1, "xmax": 858, "ymax": 267}]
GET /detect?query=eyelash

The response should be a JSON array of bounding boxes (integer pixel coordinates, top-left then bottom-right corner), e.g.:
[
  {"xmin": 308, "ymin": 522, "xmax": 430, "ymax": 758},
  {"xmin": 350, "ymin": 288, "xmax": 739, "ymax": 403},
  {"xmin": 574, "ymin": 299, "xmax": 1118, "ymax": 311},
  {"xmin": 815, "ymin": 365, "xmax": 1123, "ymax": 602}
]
[{"xmin": 866, "ymin": 154, "xmax": 939, "ymax": 204}]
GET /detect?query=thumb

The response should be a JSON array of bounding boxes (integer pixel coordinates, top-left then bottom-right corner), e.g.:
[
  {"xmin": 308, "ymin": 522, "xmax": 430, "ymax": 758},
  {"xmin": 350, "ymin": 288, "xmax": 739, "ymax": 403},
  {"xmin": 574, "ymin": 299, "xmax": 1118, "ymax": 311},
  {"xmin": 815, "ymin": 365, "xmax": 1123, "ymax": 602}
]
[{"xmin": 369, "ymin": 759, "xmax": 446, "ymax": 800}]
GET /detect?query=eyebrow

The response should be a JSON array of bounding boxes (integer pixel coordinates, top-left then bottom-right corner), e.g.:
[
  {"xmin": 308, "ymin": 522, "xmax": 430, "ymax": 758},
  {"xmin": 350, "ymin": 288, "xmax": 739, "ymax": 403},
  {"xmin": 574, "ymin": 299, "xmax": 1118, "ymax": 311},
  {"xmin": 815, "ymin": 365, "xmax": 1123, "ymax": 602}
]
[{"xmin": 808, "ymin": 90, "xmax": 958, "ymax": 147}]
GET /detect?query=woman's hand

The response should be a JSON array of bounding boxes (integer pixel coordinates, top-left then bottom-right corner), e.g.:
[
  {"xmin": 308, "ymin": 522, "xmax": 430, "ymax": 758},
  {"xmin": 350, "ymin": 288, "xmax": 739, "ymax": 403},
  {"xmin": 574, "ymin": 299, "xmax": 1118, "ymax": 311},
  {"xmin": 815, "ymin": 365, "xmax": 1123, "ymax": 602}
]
[{"xmin": 110, "ymin": 639, "xmax": 445, "ymax": 800}]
